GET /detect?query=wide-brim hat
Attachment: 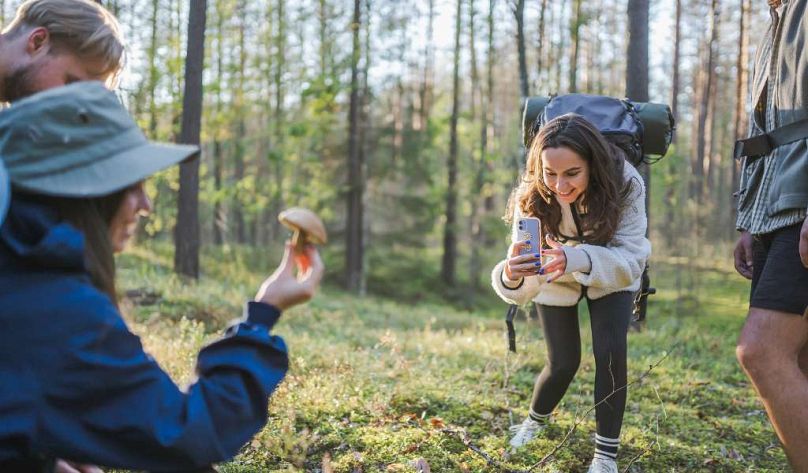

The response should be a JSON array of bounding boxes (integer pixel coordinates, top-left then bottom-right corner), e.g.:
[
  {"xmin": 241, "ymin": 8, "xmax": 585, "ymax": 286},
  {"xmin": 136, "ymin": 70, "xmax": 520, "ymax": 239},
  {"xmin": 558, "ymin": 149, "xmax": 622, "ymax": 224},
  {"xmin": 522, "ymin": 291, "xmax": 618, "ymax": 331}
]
[{"xmin": 0, "ymin": 81, "xmax": 198, "ymax": 200}]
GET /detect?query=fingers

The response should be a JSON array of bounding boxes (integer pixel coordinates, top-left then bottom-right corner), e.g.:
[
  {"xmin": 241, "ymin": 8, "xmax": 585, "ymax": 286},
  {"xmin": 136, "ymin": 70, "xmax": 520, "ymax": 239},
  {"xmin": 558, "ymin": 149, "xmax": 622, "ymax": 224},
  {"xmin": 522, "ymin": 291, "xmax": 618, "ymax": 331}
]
[
  {"xmin": 509, "ymin": 239, "xmax": 533, "ymax": 257},
  {"xmin": 801, "ymin": 220, "xmax": 808, "ymax": 269},
  {"xmin": 733, "ymin": 237, "xmax": 753, "ymax": 280},
  {"xmin": 301, "ymin": 246, "xmax": 325, "ymax": 287},
  {"xmin": 278, "ymin": 241, "xmax": 296, "ymax": 276},
  {"xmin": 546, "ymin": 235, "xmax": 562, "ymax": 249}
]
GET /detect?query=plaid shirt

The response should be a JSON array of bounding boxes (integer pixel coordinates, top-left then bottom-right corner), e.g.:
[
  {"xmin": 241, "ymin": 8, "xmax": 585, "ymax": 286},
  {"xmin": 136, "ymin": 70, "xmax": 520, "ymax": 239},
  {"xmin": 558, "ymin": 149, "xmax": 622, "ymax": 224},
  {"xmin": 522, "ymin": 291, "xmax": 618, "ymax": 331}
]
[{"xmin": 736, "ymin": 1, "xmax": 806, "ymax": 235}]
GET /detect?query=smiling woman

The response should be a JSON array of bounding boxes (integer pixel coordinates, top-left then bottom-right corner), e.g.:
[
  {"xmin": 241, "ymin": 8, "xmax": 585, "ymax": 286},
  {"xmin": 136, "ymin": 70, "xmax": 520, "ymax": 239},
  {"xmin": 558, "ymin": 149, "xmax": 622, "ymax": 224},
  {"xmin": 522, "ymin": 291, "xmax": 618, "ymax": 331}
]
[{"xmin": 491, "ymin": 113, "xmax": 650, "ymax": 473}]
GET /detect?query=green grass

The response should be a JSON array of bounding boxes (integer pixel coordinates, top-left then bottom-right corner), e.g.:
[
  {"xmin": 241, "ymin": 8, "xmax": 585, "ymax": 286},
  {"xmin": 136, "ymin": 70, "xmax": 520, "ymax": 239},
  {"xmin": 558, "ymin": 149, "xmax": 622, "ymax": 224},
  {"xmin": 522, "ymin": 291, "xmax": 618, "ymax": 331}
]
[{"xmin": 114, "ymin": 243, "xmax": 788, "ymax": 472}]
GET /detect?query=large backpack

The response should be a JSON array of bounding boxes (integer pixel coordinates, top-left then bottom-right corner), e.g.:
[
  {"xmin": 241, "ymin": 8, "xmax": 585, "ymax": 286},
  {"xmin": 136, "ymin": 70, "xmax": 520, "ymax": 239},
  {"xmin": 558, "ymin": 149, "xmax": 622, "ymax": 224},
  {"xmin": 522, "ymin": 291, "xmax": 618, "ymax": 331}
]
[{"xmin": 522, "ymin": 93, "xmax": 675, "ymax": 165}]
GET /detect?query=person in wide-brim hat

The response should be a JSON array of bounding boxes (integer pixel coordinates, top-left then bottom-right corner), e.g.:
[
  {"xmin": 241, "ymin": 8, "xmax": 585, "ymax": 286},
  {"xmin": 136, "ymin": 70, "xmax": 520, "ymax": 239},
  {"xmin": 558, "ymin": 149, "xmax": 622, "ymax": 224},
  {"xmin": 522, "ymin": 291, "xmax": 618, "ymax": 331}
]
[{"xmin": 0, "ymin": 81, "xmax": 324, "ymax": 472}]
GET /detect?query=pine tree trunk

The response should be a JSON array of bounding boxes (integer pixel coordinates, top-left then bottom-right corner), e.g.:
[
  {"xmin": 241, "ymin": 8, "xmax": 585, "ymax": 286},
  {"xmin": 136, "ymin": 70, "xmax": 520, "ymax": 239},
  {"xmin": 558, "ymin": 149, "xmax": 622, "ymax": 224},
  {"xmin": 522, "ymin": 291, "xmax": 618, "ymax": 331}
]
[
  {"xmin": 664, "ymin": 0, "xmax": 682, "ymax": 251},
  {"xmin": 174, "ymin": 0, "xmax": 207, "ymax": 279},
  {"xmin": 212, "ymin": 0, "xmax": 226, "ymax": 246},
  {"xmin": 272, "ymin": 0, "xmax": 286, "ymax": 242},
  {"xmin": 732, "ymin": 0, "xmax": 750, "ymax": 239},
  {"xmin": 147, "ymin": 0, "xmax": 159, "ymax": 138},
  {"xmin": 626, "ymin": 0, "xmax": 649, "ymax": 330},
  {"xmin": 512, "ymin": 0, "xmax": 529, "ymax": 98},
  {"xmin": 537, "ymin": 0, "xmax": 548, "ymax": 87},
  {"xmin": 345, "ymin": 0, "xmax": 364, "ymax": 293},
  {"xmin": 417, "ymin": 0, "xmax": 435, "ymax": 131},
  {"xmin": 569, "ymin": 0, "xmax": 583, "ymax": 93},
  {"xmin": 233, "ymin": 0, "xmax": 247, "ymax": 244},
  {"xmin": 469, "ymin": 0, "xmax": 483, "ymax": 293},
  {"xmin": 442, "ymin": 0, "xmax": 463, "ymax": 287}
]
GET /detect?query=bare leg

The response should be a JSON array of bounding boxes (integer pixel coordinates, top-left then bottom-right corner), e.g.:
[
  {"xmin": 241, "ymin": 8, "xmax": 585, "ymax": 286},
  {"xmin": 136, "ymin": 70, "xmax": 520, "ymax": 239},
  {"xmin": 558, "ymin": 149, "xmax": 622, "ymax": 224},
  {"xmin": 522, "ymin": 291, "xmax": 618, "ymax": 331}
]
[
  {"xmin": 799, "ymin": 340, "xmax": 808, "ymax": 379},
  {"xmin": 737, "ymin": 308, "xmax": 808, "ymax": 471}
]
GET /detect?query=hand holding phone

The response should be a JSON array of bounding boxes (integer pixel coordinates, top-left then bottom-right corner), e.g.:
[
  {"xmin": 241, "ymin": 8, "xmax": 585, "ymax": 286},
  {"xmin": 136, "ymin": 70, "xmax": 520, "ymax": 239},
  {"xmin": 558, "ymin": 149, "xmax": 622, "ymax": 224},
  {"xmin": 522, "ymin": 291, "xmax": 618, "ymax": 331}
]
[{"xmin": 504, "ymin": 217, "xmax": 543, "ymax": 280}]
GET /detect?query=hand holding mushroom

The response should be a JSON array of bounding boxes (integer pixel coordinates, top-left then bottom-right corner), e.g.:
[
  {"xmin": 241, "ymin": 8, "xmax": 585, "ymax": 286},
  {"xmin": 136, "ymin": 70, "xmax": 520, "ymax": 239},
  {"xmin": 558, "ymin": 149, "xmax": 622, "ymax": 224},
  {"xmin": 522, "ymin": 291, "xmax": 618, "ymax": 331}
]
[{"xmin": 254, "ymin": 208, "xmax": 327, "ymax": 311}]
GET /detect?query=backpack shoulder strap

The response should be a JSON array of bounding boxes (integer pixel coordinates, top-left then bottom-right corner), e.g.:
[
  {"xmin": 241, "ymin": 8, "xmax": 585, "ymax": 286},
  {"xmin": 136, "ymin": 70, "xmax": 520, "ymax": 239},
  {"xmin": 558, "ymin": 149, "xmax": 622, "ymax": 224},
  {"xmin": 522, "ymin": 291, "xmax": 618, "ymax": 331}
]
[{"xmin": 734, "ymin": 117, "xmax": 808, "ymax": 162}]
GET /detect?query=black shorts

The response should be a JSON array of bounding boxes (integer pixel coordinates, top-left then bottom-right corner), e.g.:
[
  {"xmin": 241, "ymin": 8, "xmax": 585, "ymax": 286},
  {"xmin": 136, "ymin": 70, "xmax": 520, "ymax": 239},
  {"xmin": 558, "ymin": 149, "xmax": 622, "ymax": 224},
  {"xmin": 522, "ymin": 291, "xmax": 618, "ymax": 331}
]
[{"xmin": 750, "ymin": 223, "xmax": 808, "ymax": 316}]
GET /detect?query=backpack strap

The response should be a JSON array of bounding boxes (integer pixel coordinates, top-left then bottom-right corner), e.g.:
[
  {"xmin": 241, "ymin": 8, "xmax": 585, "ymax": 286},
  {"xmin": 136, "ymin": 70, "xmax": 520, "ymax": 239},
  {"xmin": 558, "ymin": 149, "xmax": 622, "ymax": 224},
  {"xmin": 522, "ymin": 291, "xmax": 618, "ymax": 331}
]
[
  {"xmin": 505, "ymin": 304, "xmax": 518, "ymax": 353},
  {"xmin": 734, "ymin": 117, "xmax": 808, "ymax": 163}
]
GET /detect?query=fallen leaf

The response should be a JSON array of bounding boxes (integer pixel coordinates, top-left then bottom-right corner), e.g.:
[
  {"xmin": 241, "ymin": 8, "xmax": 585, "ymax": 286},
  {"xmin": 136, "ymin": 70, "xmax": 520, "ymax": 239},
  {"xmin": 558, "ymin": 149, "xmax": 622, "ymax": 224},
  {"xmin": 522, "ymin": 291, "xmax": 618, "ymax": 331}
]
[
  {"xmin": 429, "ymin": 417, "xmax": 445, "ymax": 429},
  {"xmin": 402, "ymin": 444, "xmax": 419, "ymax": 454}
]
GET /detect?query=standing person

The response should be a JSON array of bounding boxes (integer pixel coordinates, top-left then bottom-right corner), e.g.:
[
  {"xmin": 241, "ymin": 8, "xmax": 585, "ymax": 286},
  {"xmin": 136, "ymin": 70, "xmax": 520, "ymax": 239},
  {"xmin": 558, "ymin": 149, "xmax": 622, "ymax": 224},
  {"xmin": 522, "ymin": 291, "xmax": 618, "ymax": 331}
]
[
  {"xmin": 492, "ymin": 114, "xmax": 650, "ymax": 473},
  {"xmin": 0, "ymin": 83, "xmax": 324, "ymax": 472},
  {"xmin": 733, "ymin": 0, "xmax": 808, "ymax": 470},
  {"xmin": 0, "ymin": 0, "xmax": 124, "ymax": 102}
]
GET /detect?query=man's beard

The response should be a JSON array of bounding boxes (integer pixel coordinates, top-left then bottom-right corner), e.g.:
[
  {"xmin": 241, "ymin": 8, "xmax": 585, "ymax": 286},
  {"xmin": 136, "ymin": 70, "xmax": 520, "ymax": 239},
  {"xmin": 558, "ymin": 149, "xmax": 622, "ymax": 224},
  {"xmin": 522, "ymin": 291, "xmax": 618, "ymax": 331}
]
[{"xmin": 1, "ymin": 62, "xmax": 43, "ymax": 102}]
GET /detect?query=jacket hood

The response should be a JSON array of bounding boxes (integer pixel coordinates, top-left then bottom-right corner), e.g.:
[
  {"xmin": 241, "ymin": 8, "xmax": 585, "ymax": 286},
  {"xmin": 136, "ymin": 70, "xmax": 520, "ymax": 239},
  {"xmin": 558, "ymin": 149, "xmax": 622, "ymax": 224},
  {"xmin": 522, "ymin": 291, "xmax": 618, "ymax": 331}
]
[{"xmin": 0, "ymin": 196, "xmax": 86, "ymax": 271}]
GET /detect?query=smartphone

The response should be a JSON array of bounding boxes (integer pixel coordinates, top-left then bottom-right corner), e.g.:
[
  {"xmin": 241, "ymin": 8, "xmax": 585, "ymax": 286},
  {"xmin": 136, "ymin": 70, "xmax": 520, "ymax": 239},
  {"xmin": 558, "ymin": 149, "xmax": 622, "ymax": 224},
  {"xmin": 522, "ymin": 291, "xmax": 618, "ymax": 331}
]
[{"xmin": 515, "ymin": 217, "xmax": 542, "ymax": 256}]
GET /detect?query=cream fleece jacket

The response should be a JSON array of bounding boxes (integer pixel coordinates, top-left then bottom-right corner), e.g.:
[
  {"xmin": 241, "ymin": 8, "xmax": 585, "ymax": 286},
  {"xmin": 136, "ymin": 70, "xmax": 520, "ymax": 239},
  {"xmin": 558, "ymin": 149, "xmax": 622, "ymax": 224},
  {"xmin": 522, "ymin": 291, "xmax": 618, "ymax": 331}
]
[{"xmin": 491, "ymin": 162, "xmax": 651, "ymax": 307}]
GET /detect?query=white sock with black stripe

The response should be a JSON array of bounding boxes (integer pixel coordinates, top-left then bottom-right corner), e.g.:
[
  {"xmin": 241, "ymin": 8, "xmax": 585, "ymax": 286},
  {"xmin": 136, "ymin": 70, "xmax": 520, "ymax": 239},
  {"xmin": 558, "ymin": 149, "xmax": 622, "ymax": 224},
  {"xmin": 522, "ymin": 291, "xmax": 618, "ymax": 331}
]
[
  {"xmin": 528, "ymin": 408, "xmax": 551, "ymax": 425},
  {"xmin": 594, "ymin": 433, "xmax": 619, "ymax": 461}
]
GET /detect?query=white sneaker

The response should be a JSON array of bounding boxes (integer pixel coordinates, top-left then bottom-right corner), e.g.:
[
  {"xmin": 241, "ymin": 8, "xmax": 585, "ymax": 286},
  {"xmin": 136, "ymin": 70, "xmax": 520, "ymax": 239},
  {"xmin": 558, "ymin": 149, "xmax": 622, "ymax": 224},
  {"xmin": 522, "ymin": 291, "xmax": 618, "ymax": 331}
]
[
  {"xmin": 587, "ymin": 457, "xmax": 618, "ymax": 473},
  {"xmin": 508, "ymin": 418, "xmax": 546, "ymax": 448}
]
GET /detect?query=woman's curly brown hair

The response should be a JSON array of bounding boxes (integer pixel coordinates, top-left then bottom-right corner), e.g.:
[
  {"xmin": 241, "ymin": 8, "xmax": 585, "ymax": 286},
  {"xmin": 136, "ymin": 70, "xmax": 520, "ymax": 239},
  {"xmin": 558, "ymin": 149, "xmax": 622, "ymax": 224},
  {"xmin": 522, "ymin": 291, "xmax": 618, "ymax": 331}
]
[{"xmin": 507, "ymin": 114, "xmax": 635, "ymax": 246}]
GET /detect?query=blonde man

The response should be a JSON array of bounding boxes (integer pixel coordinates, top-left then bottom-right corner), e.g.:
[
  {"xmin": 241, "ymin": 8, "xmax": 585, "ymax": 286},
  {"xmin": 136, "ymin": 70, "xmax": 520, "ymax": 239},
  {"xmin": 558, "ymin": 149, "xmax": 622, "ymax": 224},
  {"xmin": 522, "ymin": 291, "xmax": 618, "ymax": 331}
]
[{"xmin": 0, "ymin": 0, "xmax": 124, "ymax": 102}]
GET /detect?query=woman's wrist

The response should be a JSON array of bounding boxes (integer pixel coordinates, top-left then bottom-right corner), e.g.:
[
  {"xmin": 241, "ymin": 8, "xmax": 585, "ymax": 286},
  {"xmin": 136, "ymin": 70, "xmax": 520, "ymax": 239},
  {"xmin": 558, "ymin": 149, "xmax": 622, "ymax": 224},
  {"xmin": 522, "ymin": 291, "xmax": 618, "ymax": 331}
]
[{"xmin": 501, "ymin": 268, "xmax": 525, "ymax": 290}]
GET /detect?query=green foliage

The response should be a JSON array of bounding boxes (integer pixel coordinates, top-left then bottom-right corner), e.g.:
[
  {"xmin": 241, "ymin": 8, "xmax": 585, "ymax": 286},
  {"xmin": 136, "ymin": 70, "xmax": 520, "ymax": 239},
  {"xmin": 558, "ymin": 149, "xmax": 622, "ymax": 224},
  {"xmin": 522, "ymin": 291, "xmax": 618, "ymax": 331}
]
[{"xmin": 115, "ymin": 244, "xmax": 787, "ymax": 472}]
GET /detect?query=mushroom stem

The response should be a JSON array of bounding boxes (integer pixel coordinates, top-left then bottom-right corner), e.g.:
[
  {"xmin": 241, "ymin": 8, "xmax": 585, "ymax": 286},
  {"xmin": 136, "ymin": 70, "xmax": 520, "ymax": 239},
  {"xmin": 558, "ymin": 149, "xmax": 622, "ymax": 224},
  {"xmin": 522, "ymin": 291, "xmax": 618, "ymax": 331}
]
[{"xmin": 291, "ymin": 229, "xmax": 305, "ymax": 252}]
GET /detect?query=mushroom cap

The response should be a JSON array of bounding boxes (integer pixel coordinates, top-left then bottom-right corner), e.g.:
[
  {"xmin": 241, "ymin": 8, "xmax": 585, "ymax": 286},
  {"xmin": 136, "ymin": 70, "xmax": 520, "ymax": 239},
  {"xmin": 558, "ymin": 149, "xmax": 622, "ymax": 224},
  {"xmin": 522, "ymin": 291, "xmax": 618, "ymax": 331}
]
[{"xmin": 278, "ymin": 207, "xmax": 327, "ymax": 245}]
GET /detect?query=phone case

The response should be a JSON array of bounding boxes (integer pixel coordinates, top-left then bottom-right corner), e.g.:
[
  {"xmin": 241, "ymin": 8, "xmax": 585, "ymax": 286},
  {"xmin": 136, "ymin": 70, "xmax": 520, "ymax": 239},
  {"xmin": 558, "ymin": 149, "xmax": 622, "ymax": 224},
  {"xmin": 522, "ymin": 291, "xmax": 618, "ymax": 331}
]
[{"xmin": 516, "ymin": 217, "xmax": 542, "ymax": 256}]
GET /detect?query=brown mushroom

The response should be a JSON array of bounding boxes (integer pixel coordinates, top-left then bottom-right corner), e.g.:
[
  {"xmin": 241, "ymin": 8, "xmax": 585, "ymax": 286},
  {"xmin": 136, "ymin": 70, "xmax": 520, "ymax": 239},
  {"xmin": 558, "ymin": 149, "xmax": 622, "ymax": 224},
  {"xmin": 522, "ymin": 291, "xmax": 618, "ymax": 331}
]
[{"xmin": 278, "ymin": 207, "xmax": 327, "ymax": 251}]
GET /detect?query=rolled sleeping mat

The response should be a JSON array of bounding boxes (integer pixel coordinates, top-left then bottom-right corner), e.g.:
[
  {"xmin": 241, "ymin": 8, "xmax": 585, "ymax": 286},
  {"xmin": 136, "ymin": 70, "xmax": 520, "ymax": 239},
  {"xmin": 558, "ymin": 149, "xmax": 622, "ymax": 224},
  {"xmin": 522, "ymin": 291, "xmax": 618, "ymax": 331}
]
[{"xmin": 521, "ymin": 95, "xmax": 675, "ymax": 157}]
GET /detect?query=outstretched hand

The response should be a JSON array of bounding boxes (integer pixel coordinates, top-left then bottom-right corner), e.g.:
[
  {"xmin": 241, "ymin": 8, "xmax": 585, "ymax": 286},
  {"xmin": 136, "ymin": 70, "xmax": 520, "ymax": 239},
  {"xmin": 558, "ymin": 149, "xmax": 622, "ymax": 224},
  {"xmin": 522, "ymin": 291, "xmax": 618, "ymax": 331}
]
[
  {"xmin": 541, "ymin": 235, "xmax": 567, "ymax": 283},
  {"xmin": 255, "ymin": 242, "xmax": 324, "ymax": 311}
]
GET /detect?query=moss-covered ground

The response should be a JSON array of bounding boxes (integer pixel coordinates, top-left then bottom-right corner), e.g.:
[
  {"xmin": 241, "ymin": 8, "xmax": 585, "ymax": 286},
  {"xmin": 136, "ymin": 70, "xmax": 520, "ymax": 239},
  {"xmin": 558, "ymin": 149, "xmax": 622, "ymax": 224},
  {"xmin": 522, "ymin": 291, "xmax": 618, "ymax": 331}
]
[{"xmin": 115, "ymin": 244, "xmax": 788, "ymax": 472}]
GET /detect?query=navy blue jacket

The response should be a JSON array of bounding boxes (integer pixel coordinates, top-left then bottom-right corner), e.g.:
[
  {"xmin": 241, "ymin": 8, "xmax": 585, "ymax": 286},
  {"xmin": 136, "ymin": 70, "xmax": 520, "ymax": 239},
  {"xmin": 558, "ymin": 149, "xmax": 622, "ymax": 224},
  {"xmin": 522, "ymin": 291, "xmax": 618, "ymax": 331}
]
[{"xmin": 0, "ymin": 198, "xmax": 289, "ymax": 471}]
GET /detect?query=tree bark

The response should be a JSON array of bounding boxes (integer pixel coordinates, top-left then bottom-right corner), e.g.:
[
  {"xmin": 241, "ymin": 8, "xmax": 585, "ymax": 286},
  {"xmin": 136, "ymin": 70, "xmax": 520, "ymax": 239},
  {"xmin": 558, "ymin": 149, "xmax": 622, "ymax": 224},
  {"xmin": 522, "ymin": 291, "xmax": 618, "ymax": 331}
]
[
  {"xmin": 512, "ymin": 0, "xmax": 529, "ymax": 98},
  {"xmin": 212, "ymin": 0, "xmax": 226, "ymax": 245},
  {"xmin": 442, "ymin": 0, "xmax": 463, "ymax": 287},
  {"xmin": 537, "ymin": 0, "xmax": 548, "ymax": 87},
  {"xmin": 469, "ymin": 0, "xmax": 483, "ymax": 293},
  {"xmin": 345, "ymin": 0, "xmax": 364, "ymax": 293},
  {"xmin": 272, "ymin": 0, "xmax": 286, "ymax": 241},
  {"xmin": 693, "ymin": 0, "xmax": 718, "ymax": 204},
  {"xmin": 625, "ymin": 0, "xmax": 649, "ymax": 330},
  {"xmin": 417, "ymin": 0, "xmax": 435, "ymax": 131},
  {"xmin": 174, "ymin": 0, "xmax": 207, "ymax": 279},
  {"xmin": 732, "ymin": 0, "xmax": 750, "ymax": 238},
  {"xmin": 626, "ymin": 0, "xmax": 649, "ymax": 198},
  {"xmin": 569, "ymin": 0, "xmax": 583, "ymax": 93},
  {"xmin": 232, "ymin": 0, "xmax": 247, "ymax": 244}
]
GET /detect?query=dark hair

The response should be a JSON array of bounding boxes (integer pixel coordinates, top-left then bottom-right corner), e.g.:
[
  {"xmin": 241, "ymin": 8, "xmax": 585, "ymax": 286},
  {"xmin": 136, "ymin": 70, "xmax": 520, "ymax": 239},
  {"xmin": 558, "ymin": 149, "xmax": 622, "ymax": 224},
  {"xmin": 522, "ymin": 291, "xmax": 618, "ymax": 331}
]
[
  {"xmin": 510, "ymin": 114, "xmax": 634, "ymax": 246},
  {"xmin": 25, "ymin": 190, "xmax": 127, "ymax": 306}
]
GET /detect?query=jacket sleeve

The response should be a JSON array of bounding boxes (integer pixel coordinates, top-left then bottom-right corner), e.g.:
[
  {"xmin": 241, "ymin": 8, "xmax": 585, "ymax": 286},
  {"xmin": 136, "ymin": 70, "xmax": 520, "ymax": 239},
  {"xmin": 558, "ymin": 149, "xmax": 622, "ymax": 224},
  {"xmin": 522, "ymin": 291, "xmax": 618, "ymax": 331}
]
[
  {"xmin": 570, "ymin": 174, "xmax": 651, "ymax": 289},
  {"xmin": 37, "ymin": 289, "xmax": 289, "ymax": 472},
  {"xmin": 490, "ymin": 206, "xmax": 545, "ymax": 305}
]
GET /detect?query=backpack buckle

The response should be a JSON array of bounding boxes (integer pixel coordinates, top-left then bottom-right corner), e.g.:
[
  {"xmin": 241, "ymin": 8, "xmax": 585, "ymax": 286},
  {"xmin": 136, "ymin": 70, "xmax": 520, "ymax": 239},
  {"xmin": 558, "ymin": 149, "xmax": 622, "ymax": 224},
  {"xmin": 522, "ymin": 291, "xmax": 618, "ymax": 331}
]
[{"xmin": 734, "ymin": 133, "xmax": 772, "ymax": 160}]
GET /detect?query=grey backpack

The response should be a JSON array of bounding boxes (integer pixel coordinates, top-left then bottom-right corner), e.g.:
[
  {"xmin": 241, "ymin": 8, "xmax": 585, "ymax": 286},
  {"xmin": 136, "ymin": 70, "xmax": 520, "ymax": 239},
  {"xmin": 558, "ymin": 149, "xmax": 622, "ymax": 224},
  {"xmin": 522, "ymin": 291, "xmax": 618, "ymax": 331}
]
[{"xmin": 522, "ymin": 93, "xmax": 675, "ymax": 166}]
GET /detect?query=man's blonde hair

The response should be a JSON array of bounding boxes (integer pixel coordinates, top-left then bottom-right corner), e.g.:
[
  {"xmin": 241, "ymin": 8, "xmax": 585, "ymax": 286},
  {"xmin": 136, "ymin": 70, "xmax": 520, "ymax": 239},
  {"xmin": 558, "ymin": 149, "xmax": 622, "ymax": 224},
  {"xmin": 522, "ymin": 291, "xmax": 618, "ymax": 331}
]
[{"xmin": 4, "ymin": 0, "xmax": 125, "ymax": 84}]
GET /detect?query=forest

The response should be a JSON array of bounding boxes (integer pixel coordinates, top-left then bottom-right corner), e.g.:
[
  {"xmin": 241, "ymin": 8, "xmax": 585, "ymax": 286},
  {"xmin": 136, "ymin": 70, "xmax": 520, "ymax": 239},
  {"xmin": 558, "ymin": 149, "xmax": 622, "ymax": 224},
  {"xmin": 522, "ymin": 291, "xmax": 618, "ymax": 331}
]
[{"xmin": 1, "ymin": 0, "xmax": 792, "ymax": 471}]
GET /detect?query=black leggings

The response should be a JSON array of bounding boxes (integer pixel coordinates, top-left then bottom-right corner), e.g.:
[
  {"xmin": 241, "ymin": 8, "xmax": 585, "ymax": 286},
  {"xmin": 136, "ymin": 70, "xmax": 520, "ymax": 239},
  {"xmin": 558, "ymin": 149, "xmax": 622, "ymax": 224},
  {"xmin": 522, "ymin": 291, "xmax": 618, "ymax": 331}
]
[{"xmin": 530, "ymin": 291, "xmax": 633, "ymax": 439}]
